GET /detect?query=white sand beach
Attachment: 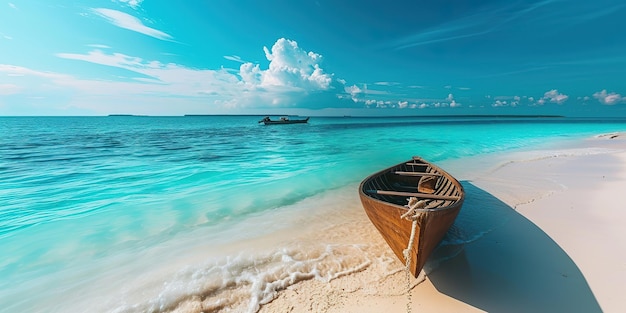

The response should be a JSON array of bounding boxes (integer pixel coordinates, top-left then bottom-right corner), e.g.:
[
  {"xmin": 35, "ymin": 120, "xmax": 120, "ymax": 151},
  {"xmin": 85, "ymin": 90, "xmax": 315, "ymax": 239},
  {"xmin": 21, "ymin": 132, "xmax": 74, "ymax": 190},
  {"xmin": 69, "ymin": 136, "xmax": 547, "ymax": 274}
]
[{"xmin": 260, "ymin": 133, "xmax": 626, "ymax": 313}]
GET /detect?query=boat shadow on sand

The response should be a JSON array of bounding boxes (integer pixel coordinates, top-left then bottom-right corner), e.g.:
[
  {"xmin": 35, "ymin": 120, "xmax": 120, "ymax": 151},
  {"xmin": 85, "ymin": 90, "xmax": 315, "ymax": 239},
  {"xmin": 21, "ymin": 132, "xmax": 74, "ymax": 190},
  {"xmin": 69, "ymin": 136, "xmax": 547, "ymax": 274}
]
[{"xmin": 425, "ymin": 182, "xmax": 602, "ymax": 313}]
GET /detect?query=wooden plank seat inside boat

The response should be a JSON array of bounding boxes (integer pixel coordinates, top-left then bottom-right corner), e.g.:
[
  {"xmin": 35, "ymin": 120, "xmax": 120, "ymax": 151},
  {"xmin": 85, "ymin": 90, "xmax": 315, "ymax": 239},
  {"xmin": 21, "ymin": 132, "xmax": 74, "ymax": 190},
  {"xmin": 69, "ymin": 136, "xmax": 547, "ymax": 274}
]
[
  {"xmin": 364, "ymin": 166, "xmax": 459, "ymax": 206},
  {"xmin": 365, "ymin": 189, "xmax": 460, "ymax": 201},
  {"xmin": 394, "ymin": 171, "xmax": 442, "ymax": 177},
  {"xmin": 402, "ymin": 161, "xmax": 441, "ymax": 193},
  {"xmin": 393, "ymin": 172, "xmax": 441, "ymax": 194}
]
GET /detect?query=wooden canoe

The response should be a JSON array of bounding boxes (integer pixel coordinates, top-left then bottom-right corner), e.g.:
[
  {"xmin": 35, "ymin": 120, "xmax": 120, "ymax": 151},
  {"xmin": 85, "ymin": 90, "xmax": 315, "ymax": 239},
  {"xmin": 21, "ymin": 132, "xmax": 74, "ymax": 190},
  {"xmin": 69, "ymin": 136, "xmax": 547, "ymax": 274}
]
[
  {"xmin": 358, "ymin": 156, "xmax": 465, "ymax": 277},
  {"xmin": 258, "ymin": 116, "xmax": 310, "ymax": 125}
]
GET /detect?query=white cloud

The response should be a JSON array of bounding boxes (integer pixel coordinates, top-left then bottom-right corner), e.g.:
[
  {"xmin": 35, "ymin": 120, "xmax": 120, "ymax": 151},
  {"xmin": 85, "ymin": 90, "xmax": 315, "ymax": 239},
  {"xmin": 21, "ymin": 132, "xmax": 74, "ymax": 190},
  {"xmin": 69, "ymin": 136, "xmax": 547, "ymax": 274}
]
[
  {"xmin": 224, "ymin": 55, "xmax": 246, "ymax": 63},
  {"xmin": 92, "ymin": 8, "xmax": 173, "ymax": 41},
  {"xmin": 0, "ymin": 64, "xmax": 69, "ymax": 79},
  {"xmin": 349, "ymin": 91, "xmax": 470, "ymax": 110},
  {"xmin": 492, "ymin": 100, "xmax": 507, "ymax": 107},
  {"xmin": 57, "ymin": 50, "xmax": 242, "ymax": 95},
  {"xmin": 0, "ymin": 61, "xmax": 248, "ymax": 114},
  {"xmin": 8, "ymin": 3, "xmax": 17, "ymax": 10},
  {"xmin": 542, "ymin": 89, "xmax": 568, "ymax": 104},
  {"xmin": 26, "ymin": 38, "xmax": 341, "ymax": 112},
  {"xmin": 353, "ymin": 87, "xmax": 388, "ymax": 95},
  {"xmin": 245, "ymin": 38, "xmax": 332, "ymax": 90},
  {"xmin": 345, "ymin": 85, "xmax": 362, "ymax": 102},
  {"xmin": 9, "ymin": 36, "xmax": 511, "ymax": 114},
  {"xmin": 239, "ymin": 62, "xmax": 262, "ymax": 85},
  {"xmin": 88, "ymin": 44, "xmax": 111, "ymax": 49},
  {"xmin": 374, "ymin": 82, "xmax": 399, "ymax": 86},
  {"xmin": 593, "ymin": 89, "xmax": 624, "ymax": 105},
  {"xmin": 0, "ymin": 83, "xmax": 21, "ymax": 95},
  {"xmin": 365, "ymin": 100, "xmax": 393, "ymax": 109},
  {"xmin": 116, "ymin": 0, "xmax": 143, "ymax": 9}
]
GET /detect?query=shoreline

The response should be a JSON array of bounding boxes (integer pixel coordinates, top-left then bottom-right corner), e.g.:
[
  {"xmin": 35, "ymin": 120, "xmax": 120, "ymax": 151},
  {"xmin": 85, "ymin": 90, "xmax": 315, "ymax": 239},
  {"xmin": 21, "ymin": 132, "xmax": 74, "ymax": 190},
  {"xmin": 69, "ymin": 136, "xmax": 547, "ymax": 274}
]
[{"xmin": 260, "ymin": 133, "xmax": 626, "ymax": 312}]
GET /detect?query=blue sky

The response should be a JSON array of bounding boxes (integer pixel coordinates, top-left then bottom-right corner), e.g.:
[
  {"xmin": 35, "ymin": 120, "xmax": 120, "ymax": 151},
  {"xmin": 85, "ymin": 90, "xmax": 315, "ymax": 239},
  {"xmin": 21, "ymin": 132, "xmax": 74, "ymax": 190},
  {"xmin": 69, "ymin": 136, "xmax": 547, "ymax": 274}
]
[{"xmin": 1, "ymin": 0, "xmax": 626, "ymax": 116}]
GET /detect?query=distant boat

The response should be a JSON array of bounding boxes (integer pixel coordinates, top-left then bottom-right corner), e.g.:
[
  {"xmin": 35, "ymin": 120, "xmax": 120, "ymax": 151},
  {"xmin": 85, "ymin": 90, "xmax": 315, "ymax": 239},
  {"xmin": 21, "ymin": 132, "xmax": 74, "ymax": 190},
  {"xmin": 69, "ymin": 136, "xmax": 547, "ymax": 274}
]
[
  {"xmin": 258, "ymin": 116, "xmax": 310, "ymax": 125},
  {"xmin": 359, "ymin": 156, "xmax": 465, "ymax": 277}
]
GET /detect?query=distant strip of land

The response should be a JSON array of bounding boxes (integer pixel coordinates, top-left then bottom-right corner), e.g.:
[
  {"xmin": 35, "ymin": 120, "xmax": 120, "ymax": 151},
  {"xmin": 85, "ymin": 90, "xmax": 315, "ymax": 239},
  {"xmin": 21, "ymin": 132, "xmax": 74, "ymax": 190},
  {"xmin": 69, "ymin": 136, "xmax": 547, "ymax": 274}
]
[{"xmin": 107, "ymin": 114, "xmax": 148, "ymax": 117}]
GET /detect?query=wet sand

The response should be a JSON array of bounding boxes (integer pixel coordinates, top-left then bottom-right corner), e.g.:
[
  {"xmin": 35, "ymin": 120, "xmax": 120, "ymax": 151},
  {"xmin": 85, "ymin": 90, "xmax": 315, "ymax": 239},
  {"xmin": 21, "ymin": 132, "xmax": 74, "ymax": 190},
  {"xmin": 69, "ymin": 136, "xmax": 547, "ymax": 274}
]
[{"xmin": 260, "ymin": 133, "xmax": 626, "ymax": 313}]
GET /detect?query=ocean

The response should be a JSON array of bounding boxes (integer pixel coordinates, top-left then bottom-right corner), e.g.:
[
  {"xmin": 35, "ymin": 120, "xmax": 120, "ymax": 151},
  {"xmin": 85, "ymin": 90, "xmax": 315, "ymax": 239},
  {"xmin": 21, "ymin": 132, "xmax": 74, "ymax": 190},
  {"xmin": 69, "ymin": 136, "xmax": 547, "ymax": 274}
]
[{"xmin": 1, "ymin": 115, "xmax": 625, "ymax": 312}]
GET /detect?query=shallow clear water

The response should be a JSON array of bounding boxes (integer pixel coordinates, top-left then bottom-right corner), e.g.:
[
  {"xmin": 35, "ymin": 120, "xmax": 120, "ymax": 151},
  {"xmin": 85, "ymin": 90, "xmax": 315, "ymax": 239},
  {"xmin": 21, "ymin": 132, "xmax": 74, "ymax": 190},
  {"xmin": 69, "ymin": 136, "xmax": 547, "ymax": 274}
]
[{"xmin": 1, "ymin": 115, "xmax": 625, "ymax": 312}]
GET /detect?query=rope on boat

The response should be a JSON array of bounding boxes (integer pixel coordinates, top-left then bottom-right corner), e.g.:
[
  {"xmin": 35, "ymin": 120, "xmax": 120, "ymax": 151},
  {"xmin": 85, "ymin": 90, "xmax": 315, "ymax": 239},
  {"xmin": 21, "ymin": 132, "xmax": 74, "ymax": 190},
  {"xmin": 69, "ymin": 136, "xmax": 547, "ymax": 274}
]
[{"xmin": 401, "ymin": 197, "xmax": 427, "ymax": 313}]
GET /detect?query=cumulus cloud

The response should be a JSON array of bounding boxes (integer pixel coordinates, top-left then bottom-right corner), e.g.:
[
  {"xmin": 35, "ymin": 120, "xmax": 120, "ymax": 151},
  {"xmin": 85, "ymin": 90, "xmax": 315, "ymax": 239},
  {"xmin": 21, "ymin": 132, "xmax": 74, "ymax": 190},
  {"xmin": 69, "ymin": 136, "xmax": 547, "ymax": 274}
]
[
  {"xmin": 239, "ymin": 63, "xmax": 262, "ymax": 85},
  {"xmin": 345, "ymin": 85, "xmax": 363, "ymax": 102},
  {"xmin": 363, "ymin": 99, "xmax": 393, "ymax": 109},
  {"xmin": 492, "ymin": 100, "xmax": 507, "ymax": 107},
  {"xmin": 542, "ymin": 89, "xmax": 568, "ymax": 104},
  {"xmin": 445, "ymin": 93, "xmax": 461, "ymax": 107},
  {"xmin": 490, "ymin": 95, "xmax": 527, "ymax": 105},
  {"xmin": 593, "ymin": 89, "xmax": 624, "ymax": 105},
  {"xmin": 92, "ymin": 8, "xmax": 173, "ymax": 41},
  {"xmin": 240, "ymin": 38, "xmax": 332, "ymax": 90},
  {"xmin": 232, "ymin": 38, "xmax": 340, "ymax": 108}
]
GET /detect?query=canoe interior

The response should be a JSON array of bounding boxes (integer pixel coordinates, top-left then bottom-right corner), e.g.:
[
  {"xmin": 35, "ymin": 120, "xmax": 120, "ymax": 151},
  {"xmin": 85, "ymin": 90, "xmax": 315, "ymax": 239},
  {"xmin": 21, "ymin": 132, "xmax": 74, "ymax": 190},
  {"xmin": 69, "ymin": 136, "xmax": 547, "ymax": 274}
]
[{"xmin": 358, "ymin": 157, "xmax": 465, "ymax": 277}]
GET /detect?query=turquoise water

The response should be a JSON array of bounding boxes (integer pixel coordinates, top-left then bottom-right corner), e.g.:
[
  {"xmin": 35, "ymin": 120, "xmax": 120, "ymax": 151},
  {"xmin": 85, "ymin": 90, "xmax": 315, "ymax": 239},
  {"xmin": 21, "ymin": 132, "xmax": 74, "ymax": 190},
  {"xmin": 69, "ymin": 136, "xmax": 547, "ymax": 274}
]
[{"xmin": 1, "ymin": 116, "xmax": 626, "ymax": 312}]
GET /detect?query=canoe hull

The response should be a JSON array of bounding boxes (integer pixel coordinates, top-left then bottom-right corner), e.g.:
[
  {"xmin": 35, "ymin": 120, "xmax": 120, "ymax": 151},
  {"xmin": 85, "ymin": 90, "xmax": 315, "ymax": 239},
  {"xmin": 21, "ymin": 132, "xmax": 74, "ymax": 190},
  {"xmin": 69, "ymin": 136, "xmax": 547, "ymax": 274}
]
[
  {"xmin": 259, "ymin": 117, "xmax": 310, "ymax": 125},
  {"xmin": 358, "ymin": 157, "xmax": 464, "ymax": 277}
]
